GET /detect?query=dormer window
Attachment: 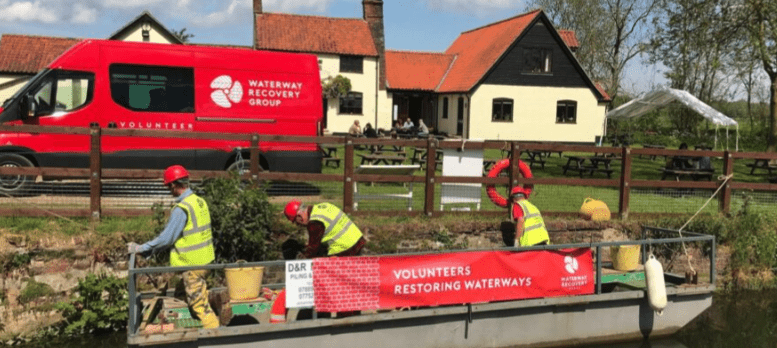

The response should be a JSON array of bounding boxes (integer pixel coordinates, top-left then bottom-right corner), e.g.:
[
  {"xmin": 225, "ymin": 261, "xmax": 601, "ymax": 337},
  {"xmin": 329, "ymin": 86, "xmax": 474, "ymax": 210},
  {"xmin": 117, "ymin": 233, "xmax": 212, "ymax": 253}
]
[{"xmin": 340, "ymin": 55, "xmax": 363, "ymax": 74}]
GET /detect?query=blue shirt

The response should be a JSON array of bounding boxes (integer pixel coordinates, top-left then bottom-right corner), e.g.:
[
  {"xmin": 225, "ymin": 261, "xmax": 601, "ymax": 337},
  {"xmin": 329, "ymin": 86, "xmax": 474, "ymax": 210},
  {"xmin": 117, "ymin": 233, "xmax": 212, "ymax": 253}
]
[{"xmin": 138, "ymin": 189, "xmax": 192, "ymax": 256}]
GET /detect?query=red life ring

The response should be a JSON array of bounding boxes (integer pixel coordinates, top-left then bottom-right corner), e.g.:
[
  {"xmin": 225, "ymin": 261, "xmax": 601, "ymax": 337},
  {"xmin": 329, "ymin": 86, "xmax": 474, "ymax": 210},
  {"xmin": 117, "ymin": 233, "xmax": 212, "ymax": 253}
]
[{"xmin": 486, "ymin": 159, "xmax": 533, "ymax": 208}]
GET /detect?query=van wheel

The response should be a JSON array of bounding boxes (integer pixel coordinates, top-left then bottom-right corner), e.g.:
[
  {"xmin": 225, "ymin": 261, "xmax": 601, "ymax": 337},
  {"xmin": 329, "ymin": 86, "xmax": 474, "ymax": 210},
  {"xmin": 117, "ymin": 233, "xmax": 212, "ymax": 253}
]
[
  {"xmin": 227, "ymin": 159, "xmax": 268, "ymax": 187},
  {"xmin": 0, "ymin": 154, "xmax": 35, "ymax": 196}
]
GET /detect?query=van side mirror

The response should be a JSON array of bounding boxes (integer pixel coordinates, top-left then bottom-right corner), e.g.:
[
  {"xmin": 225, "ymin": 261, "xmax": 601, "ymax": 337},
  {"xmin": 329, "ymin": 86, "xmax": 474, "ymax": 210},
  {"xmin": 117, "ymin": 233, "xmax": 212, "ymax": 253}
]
[{"xmin": 20, "ymin": 94, "xmax": 37, "ymax": 119}]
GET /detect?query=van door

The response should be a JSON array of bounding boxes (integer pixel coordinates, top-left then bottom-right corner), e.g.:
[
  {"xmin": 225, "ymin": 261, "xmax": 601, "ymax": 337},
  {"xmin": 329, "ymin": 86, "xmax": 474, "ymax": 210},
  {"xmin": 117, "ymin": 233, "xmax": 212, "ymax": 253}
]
[{"xmin": 19, "ymin": 70, "xmax": 96, "ymax": 168}]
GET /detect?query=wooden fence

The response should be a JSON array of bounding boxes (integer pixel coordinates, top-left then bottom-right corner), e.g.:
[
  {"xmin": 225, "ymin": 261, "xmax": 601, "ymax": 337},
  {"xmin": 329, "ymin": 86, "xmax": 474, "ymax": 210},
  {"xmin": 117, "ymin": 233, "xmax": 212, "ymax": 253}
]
[{"xmin": 0, "ymin": 124, "xmax": 776, "ymax": 221}]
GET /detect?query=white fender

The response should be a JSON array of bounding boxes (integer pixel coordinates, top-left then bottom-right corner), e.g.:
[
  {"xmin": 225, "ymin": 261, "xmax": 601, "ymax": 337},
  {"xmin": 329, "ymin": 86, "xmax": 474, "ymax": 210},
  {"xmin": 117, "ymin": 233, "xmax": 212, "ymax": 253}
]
[{"xmin": 645, "ymin": 254, "xmax": 667, "ymax": 315}]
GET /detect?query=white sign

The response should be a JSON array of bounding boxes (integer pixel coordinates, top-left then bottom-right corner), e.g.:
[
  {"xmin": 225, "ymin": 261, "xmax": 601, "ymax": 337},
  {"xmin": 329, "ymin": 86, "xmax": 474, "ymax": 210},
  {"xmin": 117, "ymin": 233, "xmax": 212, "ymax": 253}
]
[
  {"xmin": 440, "ymin": 148, "xmax": 484, "ymax": 210},
  {"xmin": 285, "ymin": 260, "xmax": 314, "ymax": 308}
]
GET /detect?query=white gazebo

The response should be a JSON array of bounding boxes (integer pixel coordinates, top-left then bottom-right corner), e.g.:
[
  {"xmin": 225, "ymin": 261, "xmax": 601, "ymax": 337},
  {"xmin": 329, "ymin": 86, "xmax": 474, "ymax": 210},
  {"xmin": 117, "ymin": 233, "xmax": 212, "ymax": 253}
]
[{"xmin": 606, "ymin": 87, "xmax": 738, "ymax": 151}]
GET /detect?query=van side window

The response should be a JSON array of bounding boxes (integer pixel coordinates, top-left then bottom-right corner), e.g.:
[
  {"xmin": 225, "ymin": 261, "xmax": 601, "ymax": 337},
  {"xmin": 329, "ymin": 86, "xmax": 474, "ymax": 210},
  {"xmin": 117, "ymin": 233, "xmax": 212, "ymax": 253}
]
[
  {"xmin": 30, "ymin": 71, "xmax": 95, "ymax": 116},
  {"xmin": 110, "ymin": 64, "xmax": 194, "ymax": 113}
]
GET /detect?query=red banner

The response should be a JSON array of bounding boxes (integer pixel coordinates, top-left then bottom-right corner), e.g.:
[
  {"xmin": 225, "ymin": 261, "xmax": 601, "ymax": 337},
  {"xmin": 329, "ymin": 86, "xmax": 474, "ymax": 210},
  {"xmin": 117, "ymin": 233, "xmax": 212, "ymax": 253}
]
[
  {"xmin": 378, "ymin": 249, "xmax": 593, "ymax": 308},
  {"xmin": 312, "ymin": 249, "xmax": 593, "ymax": 312}
]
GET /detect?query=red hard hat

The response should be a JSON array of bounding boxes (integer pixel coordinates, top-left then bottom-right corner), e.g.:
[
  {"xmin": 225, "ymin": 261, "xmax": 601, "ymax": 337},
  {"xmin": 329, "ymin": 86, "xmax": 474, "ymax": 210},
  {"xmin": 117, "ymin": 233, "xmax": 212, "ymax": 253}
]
[
  {"xmin": 510, "ymin": 186, "xmax": 529, "ymax": 199},
  {"xmin": 164, "ymin": 165, "xmax": 189, "ymax": 185},
  {"xmin": 284, "ymin": 200, "xmax": 302, "ymax": 222}
]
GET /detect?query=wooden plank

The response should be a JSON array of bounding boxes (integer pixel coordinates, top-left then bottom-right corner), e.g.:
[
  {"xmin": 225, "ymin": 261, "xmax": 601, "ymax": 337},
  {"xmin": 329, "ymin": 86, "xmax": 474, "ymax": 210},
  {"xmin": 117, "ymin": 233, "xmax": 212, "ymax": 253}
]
[
  {"xmin": 731, "ymin": 151, "xmax": 777, "ymax": 160},
  {"xmin": 343, "ymin": 137, "xmax": 355, "ymax": 213},
  {"xmin": 0, "ymin": 124, "xmax": 90, "ymax": 135},
  {"xmin": 353, "ymin": 175, "xmax": 425, "ymax": 183},
  {"xmin": 618, "ymin": 147, "xmax": 632, "ymax": 219},
  {"xmin": 90, "ymin": 126, "xmax": 101, "ymax": 221},
  {"xmin": 720, "ymin": 151, "xmax": 733, "ymax": 214},
  {"xmin": 424, "ymin": 138, "xmax": 437, "ymax": 217},
  {"xmin": 630, "ymin": 180, "xmax": 718, "ymax": 189}
]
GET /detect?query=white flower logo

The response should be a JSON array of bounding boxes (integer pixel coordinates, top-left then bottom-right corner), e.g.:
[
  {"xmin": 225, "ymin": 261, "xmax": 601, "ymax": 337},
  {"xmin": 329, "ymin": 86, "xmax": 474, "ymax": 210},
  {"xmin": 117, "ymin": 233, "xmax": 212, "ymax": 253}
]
[
  {"xmin": 564, "ymin": 255, "xmax": 579, "ymax": 274},
  {"xmin": 210, "ymin": 75, "xmax": 243, "ymax": 108}
]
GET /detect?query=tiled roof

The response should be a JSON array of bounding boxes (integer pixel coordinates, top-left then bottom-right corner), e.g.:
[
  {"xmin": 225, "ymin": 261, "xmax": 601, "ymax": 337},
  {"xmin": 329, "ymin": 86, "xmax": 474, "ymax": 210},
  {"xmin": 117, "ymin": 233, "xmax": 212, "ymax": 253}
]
[
  {"xmin": 385, "ymin": 50, "xmax": 455, "ymax": 91},
  {"xmin": 255, "ymin": 13, "xmax": 378, "ymax": 57},
  {"xmin": 558, "ymin": 30, "xmax": 579, "ymax": 50},
  {"xmin": 595, "ymin": 82, "xmax": 612, "ymax": 102},
  {"xmin": 437, "ymin": 10, "xmax": 541, "ymax": 93},
  {"xmin": 0, "ymin": 34, "xmax": 81, "ymax": 74}
]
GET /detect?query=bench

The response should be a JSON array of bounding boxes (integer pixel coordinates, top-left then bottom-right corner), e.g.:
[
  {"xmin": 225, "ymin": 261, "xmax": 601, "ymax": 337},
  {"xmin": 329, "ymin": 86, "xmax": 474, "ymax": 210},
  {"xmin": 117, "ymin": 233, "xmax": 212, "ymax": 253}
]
[
  {"xmin": 353, "ymin": 165, "xmax": 420, "ymax": 211},
  {"xmin": 562, "ymin": 155, "xmax": 614, "ymax": 178},
  {"xmin": 660, "ymin": 168, "xmax": 714, "ymax": 181},
  {"xmin": 562, "ymin": 165, "xmax": 612, "ymax": 178},
  {"xmin": 358, "ymin": 154, "xmax": 406, "ymax": 165}
]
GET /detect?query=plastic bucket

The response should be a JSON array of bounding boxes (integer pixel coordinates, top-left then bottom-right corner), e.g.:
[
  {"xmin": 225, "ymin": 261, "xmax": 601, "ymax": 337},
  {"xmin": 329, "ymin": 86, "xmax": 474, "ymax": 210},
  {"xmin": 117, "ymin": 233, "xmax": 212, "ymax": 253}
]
[
  {"xmin": 225, "ymin": 265, "xmax": 264, "ymax": 301},
  {"xmin": 610, "ymin": 245, "xmax": 640, "ymax": 271}
]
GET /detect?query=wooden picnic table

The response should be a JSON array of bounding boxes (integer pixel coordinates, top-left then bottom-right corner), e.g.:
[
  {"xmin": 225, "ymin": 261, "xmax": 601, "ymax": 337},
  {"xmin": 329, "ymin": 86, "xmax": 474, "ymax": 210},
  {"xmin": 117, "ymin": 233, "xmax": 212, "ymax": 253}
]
[
  {"xmin": 320, "ymin": 145, "xmax": 341, "ymax": 168},
  {"xmin": 562, "ymin": 155, "xmax": 614, "ymax": 178},
  {"xmin": 372, "ymin": 144, "xmax": 405, "ymax": 153},
  {"xmin": 746, "ymin": 158, "xmax": 777, "ymax": 175},
  {"xmin": 522, "ymin": 150, "xmax": 547, "ymax": 170},
  {"xmin": 660, "ymin": 168, "xmax": 714, "ymax": 181},
  {"xmin": 358, "ymin": 154, "xmax": 407, "ymax": 165},
  {"xmin": 640, "ymin": 144, "xmax": 666, "ymax": 160}
]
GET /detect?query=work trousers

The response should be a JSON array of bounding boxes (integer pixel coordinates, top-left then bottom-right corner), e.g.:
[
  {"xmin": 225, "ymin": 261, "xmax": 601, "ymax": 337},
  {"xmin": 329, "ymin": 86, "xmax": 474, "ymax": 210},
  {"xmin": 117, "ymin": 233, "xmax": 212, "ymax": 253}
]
[{"xmin": 175, "ymin": 269, "xmax": 219, "ymax": 329}]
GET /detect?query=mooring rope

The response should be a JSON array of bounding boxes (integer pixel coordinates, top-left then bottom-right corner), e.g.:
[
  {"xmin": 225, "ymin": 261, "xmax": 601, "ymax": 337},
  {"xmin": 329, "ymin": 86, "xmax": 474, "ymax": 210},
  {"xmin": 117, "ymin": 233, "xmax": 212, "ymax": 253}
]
[{"xmin": 675, "ymin": 173, "xmax": 733, "ymax": 275}]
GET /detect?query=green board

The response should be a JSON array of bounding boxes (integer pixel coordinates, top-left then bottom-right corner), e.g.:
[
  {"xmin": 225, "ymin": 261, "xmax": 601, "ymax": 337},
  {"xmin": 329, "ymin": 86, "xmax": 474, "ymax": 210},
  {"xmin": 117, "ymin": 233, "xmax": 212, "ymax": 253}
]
[
  {"xmin": 231, "ymin": 301, "xmax": 272, "ymax": 316},
  {"xmin": 601, "ymin": 271, "xmax": 645, "ymax": 284}
]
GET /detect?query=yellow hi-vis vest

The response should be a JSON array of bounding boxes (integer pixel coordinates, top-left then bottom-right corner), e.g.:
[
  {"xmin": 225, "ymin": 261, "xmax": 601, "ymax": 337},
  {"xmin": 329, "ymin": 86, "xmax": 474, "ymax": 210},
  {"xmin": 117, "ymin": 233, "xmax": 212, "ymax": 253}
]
[
  {"xmin": 516, "ymin": 200, "xmax": 550, "ymax": 247},
  {"xmin": 170, "ymin": 193, "xmax": 215, "ymax": 267},
  {"xmin": 309, "ymin": 203, "xmax": 363, "ymax": 255}
]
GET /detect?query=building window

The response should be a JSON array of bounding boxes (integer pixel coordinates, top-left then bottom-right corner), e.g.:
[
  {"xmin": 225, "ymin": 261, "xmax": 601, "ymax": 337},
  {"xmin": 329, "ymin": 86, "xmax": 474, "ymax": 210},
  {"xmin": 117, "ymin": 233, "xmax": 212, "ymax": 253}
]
[
  {"xmin": 522, "ymin": 48, "xmax": 552, "ymax": 74},
  {"xmin": 556, "ymin": 100, "xmax": 577, "ymax": 124},
  {"xmin": 340, "ymin": 55, "xmax": 363, "ymax": 73},
  {"xmin": 442, "ymin": 97, "xmax": 449, "ymax": 119},
  {"xmin": 110, "ymin": 64, "xmax": 194, "ymax": 112},
  {"xmin": 492, "ymin": 98, "xmax": 513, "ymax": 122},
  {"xmin": 339, "ymin": 92, "xmax": 363, "ymax": 114}
]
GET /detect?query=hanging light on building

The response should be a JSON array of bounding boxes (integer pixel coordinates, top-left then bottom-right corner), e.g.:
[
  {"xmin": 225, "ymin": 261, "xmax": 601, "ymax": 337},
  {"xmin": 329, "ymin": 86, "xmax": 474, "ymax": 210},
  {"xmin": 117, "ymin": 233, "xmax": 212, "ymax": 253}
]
[{"xmin": 141, "ymin": 21, "xmax": 151, "ymax": 42}]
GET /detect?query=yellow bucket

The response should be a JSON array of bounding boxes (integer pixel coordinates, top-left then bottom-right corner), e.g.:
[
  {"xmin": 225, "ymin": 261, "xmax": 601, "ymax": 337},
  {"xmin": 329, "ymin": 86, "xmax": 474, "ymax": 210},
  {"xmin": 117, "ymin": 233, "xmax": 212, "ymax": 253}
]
[
  {"xmin": 610, "ymin": 245, "xmax": 640, "ymax": 271},
  {"xmin": 225, "ymin": 265, "xmax": 264, "ymax": 301}
]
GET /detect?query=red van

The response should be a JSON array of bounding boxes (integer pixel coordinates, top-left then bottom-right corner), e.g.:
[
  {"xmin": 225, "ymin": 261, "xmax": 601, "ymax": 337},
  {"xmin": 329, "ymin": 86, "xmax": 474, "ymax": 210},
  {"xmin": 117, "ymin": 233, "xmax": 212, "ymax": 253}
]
[{"xmin": 0, "ymin": 39, "xmax": 323, "ymax": 194}]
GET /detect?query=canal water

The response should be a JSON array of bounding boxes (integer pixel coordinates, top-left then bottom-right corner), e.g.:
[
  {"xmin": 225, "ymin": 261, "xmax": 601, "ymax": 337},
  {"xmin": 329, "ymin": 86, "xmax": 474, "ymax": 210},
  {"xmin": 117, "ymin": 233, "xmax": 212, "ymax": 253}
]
[{"xmin": 15, "ymin": 289, "xmax": 777, "ymax": 348}]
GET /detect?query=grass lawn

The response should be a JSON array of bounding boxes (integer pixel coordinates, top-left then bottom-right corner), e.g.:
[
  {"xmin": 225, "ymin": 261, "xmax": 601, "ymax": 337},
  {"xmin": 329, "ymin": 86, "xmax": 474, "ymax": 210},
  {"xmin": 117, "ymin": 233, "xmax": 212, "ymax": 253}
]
[{"xmin": 315, "ymin": 144, "xmax": 777, "ymax": 214}]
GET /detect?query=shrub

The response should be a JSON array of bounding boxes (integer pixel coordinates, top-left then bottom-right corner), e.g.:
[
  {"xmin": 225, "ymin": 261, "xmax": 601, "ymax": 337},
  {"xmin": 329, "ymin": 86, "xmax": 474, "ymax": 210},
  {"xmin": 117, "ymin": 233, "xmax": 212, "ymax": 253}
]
[
  {"xmin": 18, "ymin": 280, "xmax": 54, "ymax": 305},
  {"xmin": 55, "ymin": 273, "xmax": 128, "ymax": 336},
  {"xmin": 192, "ymin": 175, "xmax": 280, "ymax": 263}
]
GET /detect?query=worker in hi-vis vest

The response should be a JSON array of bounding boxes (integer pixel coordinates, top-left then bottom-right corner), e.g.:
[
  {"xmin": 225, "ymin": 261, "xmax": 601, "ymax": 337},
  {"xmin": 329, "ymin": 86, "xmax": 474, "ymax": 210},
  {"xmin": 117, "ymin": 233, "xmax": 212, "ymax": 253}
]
[
  {"xmin": 508, "ymin": 186, "xmax": 550, "ymax": 247},
  {"xmin": 127, "ymin": 165, "xmax": 219, "ymax": 329},
  {"xmin": 283, "ymin": 201, "xmax": 366, "ymax": 258}
]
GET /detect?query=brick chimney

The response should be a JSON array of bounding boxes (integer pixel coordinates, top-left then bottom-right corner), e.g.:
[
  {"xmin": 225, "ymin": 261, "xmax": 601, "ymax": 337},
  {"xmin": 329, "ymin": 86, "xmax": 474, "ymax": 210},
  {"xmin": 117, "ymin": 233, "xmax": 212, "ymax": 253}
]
[
  {"xmin": 253, "ymin": 0, "xmax": 262, "ymax": 49},
  {"xmin": 363, "ymin": 0, "xmax": 386, "ymax": 90}
]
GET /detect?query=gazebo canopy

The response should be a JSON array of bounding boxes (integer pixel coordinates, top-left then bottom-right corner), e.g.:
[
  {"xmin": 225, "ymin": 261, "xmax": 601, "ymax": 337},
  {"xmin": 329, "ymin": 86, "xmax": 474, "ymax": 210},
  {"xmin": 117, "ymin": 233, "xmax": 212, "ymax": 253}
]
[{"xmin": 606, "ymin": 87, "xmax": 737, "ymax": 127}]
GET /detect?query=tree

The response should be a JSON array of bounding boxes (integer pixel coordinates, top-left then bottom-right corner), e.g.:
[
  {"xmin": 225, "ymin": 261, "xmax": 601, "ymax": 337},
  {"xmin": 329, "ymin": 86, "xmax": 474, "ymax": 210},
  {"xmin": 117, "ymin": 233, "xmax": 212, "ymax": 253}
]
[
  {"xmin": 721, "ymin": 0, "xmax": 777, "ymax": 152},
  {"xmin": 526, "ymin": 0, "xmax": 660, "ymax": 101},
  {"xmin": 172, "ymin": 28, "xmax": 194, "ymax": 43},
  {"xmin": 649, "ymin": 0, "xmax": 733, "ymax": 134}
]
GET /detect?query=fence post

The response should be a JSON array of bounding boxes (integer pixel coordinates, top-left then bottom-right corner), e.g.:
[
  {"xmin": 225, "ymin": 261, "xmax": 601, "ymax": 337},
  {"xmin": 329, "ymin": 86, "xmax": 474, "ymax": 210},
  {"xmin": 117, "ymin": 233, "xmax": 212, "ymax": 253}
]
[
  {"xmin": 719, "ymin": 150, "xmax": 733, "ymax": 214},
  {"xmin": 250, "ymin": 134, "xmax": 260, "ymax": 186},
  {"xmin": 424, "ymin": 137, "xmax": 437, "ymax": 217},
  {"xmin": 343, "ymin": 135, "xmax": 355, "ymax": 213},
  {"xmin": 509, "ymin": 142, "xmax": 521, "ymax": 218},
  {"xmin": 89, "ymin": 125, "xmax": 101, "ymax": 222},
  {"xmin": 618, "ymin": 146, "xmax": 631, "ymax": 220}
]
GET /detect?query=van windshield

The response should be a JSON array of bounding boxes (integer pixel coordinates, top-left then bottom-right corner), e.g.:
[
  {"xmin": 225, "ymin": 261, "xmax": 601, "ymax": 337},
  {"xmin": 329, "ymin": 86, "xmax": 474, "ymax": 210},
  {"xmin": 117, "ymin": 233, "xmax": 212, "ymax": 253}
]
[{"xmin": 1, "ymin": 69, "xmax": 49, "ymax": 109}]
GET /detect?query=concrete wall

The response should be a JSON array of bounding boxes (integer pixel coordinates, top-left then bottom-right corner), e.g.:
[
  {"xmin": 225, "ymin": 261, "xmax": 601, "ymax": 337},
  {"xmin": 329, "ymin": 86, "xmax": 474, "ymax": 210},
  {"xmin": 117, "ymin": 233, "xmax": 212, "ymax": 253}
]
[{"xmin": 468, "ymin": 85, "xmax": 606, "ymax": 142}]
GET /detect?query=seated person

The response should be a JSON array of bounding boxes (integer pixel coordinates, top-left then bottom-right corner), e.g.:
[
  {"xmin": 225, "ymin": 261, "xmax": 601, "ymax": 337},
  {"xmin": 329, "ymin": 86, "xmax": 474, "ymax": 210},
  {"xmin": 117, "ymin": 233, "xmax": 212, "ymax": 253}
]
[
  {"xmin": 402, "ymin": 118, "xmax": 415, "ymax": 130},
  {"xmin": 417, "ymin": 119, "xmax": 429, "ymax": 137},
  {"xmin": 669, "ymin": 142, "xmax": 693, "ymax": 170},
  {"xmin": 363, "ymin": 122, "xmax": 378, "ymax": 138},
  {"xmin": 348, "ymin": 120, "xmax": 363, "ymax": 137}
]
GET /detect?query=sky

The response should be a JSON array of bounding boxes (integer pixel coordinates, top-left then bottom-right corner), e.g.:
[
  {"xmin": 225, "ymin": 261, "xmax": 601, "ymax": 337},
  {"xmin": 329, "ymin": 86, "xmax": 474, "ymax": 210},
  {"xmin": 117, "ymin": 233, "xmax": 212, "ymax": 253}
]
[{"xmin": 0, "ymin": 0, "xmax": 665, "ymax": 95}]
